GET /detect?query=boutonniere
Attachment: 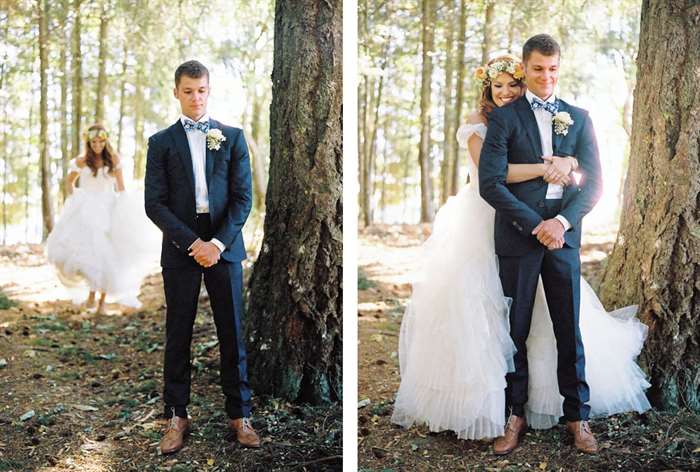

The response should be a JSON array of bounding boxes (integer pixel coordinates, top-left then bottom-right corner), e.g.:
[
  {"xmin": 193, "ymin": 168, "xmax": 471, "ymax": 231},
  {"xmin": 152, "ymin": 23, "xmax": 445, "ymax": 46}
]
[
  {"xmin": 553, "ymin": 111, "xmax": 574, "ymax": 136},
  {"xmin": 206, "ymin": 128, "xmax": 226, "ymax": 151}
]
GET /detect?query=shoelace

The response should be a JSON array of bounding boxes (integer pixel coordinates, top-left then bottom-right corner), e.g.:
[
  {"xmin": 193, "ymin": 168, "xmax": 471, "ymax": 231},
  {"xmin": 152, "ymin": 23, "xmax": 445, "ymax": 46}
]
[
  {"xmin": 579, "ymin": 421, "xmax": 592, "ymax": 434},
  {"xmin": 241, "ymin": 417, "xmax": 253, "ymax": 431},
  {"xmin": 505, "ymin": 415, "xmax": 518, "ymax": 432},
  {"xmin": 167, "ymin": 407, "xmax": 180, "ymax": 432}
]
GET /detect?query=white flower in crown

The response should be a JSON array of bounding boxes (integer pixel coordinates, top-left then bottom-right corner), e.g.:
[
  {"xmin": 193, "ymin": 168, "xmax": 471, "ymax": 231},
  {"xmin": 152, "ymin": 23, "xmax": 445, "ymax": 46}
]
[
  {"xmin": 553, "ymin": 111, "xmax": 574, "ymax": 136},
  {"xmin": 206, "ymin": 128, "xmax": 226, "ymax": 150}
]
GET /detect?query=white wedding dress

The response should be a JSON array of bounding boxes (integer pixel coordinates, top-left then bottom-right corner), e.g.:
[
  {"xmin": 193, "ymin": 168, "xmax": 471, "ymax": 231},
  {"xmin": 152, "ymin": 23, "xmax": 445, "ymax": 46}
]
[
  {"xmin": 391, "ymin": 122, "xmax": 650, "ymax": 439},
  {"xmin": 46, "ymin": 159, "xmax": 160, "ymax": 307}
]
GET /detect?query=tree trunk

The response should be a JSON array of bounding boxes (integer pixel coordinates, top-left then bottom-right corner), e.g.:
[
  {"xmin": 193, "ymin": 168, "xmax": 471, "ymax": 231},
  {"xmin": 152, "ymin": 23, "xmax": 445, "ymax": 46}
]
[
  {"xmin": 244, "ymin": 129, "xmax": 267, "ymax": 214},
  {"xmin": 358, "ymin": 0, "xmax": 370, "ymax": 226},
  {"xmin": 440, "ymin": 0, "xmax": 455, "ymax": 205},
  {"xmin": 507, "ymin": 0, "xmax": 520, "ymax": 53},
  {"xmin": 450, "ymin": 0, "xmax": 467, "ymax": 195},
  {"xmin": 363, "ymin": 71, "xmax": 384, "ymax": 226},
  {"xmin": 2, "ymin": 80, "xmax": 7, "ymax": 246},
  {"xmin": 70, "ymin": 0, "xmax": 82, "ymax": 158},
  {"xmin": 95, "ymin": 1, "xmax": 109, "ymax": 124},
  {"xmin": 418, "ymin": 0, "xmax": 435, "ymax": 223},
  {"xmin": 59, "ymin": 2, "xmax": 69, "ymax": 202},
  {"xmin": 132, "ymin": 64, "xmax": 145, "ymax": 179},
  {"xmin": 599, "ymin": 0, "xmax": 700, "ymax": 412},
  {"xmin": 248, "ymin": 0, "xmax": 342, "ymax": 404},
  {"xmin": 481, "ymin": 0, "xmax": 495, "ymax": 65},
  {"xmin": 249, "ymin": 96, "xmax": 267, "ymax": 211},
  {"xmin": 360, "ymin": 76, "xmax": 373, "ymax": 227},
  {"xmin": 39, "ymin": 0, "xmax": 54, "ymax": 239},
  {"xmin": 116, "ymin": 43, "xmax": 128, "ymax": 155},
  {"xmin": 1, "ymin": 17, "xmax": 8, "ymax": 244}
]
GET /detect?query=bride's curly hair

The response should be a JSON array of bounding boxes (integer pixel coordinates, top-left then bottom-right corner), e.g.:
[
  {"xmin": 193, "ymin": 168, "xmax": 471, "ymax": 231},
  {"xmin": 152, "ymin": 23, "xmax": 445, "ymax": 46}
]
[
  {"xmin": 82, "ymin": 123, "xmax": 118, "ymax": 176},
  {"xmin": 478, "ymin": 55, "xmax": 526, "ymax": 119}
]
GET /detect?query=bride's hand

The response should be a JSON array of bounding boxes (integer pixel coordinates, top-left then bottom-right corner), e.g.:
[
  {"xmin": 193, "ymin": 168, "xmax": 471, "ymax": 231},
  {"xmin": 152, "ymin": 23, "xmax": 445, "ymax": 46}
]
[{"xmin": 542, "ymin": 156, "xmax": 576, "ymax": 185}]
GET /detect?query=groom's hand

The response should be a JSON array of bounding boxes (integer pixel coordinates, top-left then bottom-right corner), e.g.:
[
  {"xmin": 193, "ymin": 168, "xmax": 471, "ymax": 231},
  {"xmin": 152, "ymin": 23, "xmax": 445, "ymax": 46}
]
[
  {"xmin": 532, "ymin": 219, "xmax": 565, "ymax": 250},
  {"xmin": 189, "ymin": 239, "xmax": 221, "ymax": 267}
]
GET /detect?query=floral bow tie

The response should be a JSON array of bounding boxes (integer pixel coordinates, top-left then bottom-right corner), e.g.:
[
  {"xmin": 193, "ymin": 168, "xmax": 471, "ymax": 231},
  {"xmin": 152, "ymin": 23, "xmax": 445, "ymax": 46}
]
[
  {"xmin": 183, "ymin": 119, "xmax": 210, "ymax": 134},
  {"xmin": 530, "ymin": 98, "xmax": 559, "ymax": 115}
]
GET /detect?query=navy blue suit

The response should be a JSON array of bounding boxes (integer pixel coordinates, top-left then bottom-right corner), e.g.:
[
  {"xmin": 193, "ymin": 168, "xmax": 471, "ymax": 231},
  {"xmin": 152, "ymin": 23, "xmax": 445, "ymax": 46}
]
[
  {"xmin": 479, "ymin": 95, "xmax": 602, "ymax": 422},
  {"xmin": 145, "ymin": 118, "xmax": 253, "ymax": 419}
]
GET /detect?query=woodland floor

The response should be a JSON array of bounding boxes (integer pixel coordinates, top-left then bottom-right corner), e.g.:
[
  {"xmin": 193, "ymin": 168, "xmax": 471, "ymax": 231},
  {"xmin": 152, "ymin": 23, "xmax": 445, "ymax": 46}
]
[
  {"xmin": 358, "ymin": 224, "xmax": 700, "ymax": 472},
  {"xmin": 0, "ymin": 244, "xmax": 341, "ymax": 472}
]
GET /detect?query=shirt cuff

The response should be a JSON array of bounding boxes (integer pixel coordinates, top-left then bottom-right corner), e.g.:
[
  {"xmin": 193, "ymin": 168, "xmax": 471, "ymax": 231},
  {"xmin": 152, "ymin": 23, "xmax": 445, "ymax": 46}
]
[
  {"xmin": 554, "ymin": 214, "xmax": 572, "ymax": 231},
  {"xmin": 210, "ymin": 238, "xmax": 225, "ymax": 253}
]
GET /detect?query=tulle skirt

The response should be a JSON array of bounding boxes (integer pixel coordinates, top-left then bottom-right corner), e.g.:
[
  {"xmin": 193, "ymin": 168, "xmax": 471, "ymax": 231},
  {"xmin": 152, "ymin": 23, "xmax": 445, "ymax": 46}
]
[
  {"xmin": 46, "ymin": 188, "xmax": 161, "ymax": 307},
  {"xmin": 391, "ymin": 184, "xmax": 650, "ymax": 439}
]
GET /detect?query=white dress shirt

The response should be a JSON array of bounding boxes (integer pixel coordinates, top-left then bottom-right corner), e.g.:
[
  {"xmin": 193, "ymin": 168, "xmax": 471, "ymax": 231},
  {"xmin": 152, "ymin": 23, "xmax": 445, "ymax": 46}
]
[
  {"xmin": 181, "ymin": 114, "xmax": 225, "ymax": 253},
  {"xmin": 524, "ymin": 90, "xmax": 571, "ymax": 231}
]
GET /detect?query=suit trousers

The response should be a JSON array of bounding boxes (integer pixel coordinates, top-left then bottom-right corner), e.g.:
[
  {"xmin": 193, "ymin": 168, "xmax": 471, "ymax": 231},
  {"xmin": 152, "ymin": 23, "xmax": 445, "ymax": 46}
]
[
  {"xmin": 498, "ymin": 199, "xmax": 590, "ymax": 422},
  {"xmin": 162, "ymin": 213, "xmax": 251, "ymax": 419}
]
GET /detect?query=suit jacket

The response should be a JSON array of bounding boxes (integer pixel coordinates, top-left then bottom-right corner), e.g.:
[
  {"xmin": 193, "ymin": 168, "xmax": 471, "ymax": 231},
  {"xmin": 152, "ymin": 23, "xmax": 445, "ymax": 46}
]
[
  {"xmin": 145, "ymin": 118, "xmax": 252, "ymax": 268},
  {"xmin": 478, "ymin": 95, "xmax": 603, "ymax": 256}
]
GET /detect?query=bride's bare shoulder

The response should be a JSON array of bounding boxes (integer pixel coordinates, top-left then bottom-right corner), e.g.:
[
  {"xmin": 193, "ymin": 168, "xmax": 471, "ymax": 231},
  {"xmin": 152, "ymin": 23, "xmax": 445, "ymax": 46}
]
[
  {"xmin": 74, "ymin": 156, "xmax": 87, "ymax": 168},
  {"xmin": 466, "ymin": 111, "xmax": 487, "ymax": 125}
]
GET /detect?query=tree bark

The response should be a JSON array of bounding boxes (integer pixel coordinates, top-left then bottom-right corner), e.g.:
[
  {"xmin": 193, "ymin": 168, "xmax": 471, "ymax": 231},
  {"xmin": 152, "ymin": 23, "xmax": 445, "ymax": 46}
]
[
  {"xmin": 599, "ymin": 0, "xmax": 700, "ymax": 412},
  {"xmin": 481, "ymin": 0, "xmax": 495, "ymax": 65},
  {"xmin": 116, "ymin": 43, "xmax": 128, "ymax": 155},
  {"xmin": 249, "ymin": 96, "xmax": 267, "ymax": 211},
  {"xmin": 362, "ymin": 70, "xmax": 384, "ymax": 227},
  {"xmin": 418, "ymin": 0, "xmax": 435, "ymax": 223},
  {"xmin": 95, "ymin": 0, "xmax": 109, "ymax": 124},
  {"xmin": 1, "ymin": 16, "xmax": 8, "ymax": 244},
  {"xmin": 70, "ymin": 0, "xmax": 82, "ymax": 158},
  {"xmin": 39, "ymin": 0, "xmax": 54, "ymax": 239},
  {"xmin": 1, "ymin": 73, "xmax": 7, "ymax": 246},
  {"xmin": 132, "ymin": 64, "xmax": 145, "ymax": 179},
  {"xmin": 440, "ymin": 0, "xmax": 455, "ymax": 205},
  {"xmin": 248, "ymin": 0, "xmax": 342, "ymax": 404},
  {"xmin": 59, "ymin": 1, "xmax": 69, "ymax": 202},
  {"xmin": 358, "ymin": 0, "xmax": 370, "ymax": 226},
  {"xmin": 450, "ymin": 0, "xmax": 467, "ymax": 195}
]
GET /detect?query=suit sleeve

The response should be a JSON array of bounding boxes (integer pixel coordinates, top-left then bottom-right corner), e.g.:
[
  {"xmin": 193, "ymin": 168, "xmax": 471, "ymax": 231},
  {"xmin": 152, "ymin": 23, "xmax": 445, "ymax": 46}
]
[
  {"xmin": 478, "ymin": 109, "xmax": 543, "ymax": 234},
  {"xmin": 213, "ymin": 129, "xmax": 253, "ymax": 247},
  {"xmin": 558, "ymin": 112, "xmax": 603, "ymax": 229},
  {"xmin": 144, "ymin": 135, "xmax": 198, "ymax": 252}
]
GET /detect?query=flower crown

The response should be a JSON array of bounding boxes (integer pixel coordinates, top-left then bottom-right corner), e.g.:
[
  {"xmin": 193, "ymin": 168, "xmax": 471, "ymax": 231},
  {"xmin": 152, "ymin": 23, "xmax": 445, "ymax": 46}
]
[
  {"xmin": 474, "ymin": 58, "xmax": 525, "ymax": 85},
  {"xmin": 84, "ymin": 129, "xmax": 109, "ymax": 141}
]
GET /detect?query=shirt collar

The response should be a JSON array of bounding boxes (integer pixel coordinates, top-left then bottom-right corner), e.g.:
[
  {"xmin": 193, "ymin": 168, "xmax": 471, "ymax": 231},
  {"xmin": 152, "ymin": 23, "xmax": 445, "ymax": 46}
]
[
  {"xmin": 525, "ymin": 89, "xmax": 556, "ymax": 104},
  {"xmin": 180, "ymin": 113, "xmax": 209, "ymax": 126}
]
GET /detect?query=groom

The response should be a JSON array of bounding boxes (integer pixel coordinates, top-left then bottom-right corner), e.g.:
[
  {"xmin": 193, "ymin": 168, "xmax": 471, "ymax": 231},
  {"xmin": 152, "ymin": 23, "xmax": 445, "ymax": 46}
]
[
  {"xmin": 479, "ymin": 35, "xmax": 603, "ymax": 454},
  {"xmin": 145, "ymin": 60, "xmax": 261, "ymax": 454}
]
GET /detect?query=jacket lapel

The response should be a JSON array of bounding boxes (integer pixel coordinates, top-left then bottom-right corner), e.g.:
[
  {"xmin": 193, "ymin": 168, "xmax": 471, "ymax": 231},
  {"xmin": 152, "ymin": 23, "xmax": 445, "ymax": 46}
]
[
  {"xmin": 205, "ymin": 119, "xmax": 215, "ymax": 190},
  {"xmin": 552, "ymin": 99, "xmax": 566, "ymax": 154},
  {"xmin": 514, "ymin": 96, "xmax": 543, "ymax": 160},
  {"xmin": 169, "ymin": 120, "xmax": 196, "ymax": 194}
]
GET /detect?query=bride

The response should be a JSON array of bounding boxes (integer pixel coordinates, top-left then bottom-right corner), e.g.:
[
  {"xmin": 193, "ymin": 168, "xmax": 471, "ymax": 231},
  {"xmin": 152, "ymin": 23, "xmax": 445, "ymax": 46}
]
[
  {"xmin": 391, "ymin": 55, "xmax": 650, "ymax": 441},
  {"xmin": 46, "ymin": 123, "xmax": 160, "ymax": 312}
]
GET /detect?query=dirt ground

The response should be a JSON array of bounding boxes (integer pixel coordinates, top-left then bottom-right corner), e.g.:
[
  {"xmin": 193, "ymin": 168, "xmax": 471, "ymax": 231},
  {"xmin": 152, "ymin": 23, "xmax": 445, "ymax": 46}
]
[
  {"xmin": 357, "ymin": 224, "xmax": 700, "ymax": 472},
  {"xmin": 0, "ymin": 244, "xmax": 341, "ymax": 472}
]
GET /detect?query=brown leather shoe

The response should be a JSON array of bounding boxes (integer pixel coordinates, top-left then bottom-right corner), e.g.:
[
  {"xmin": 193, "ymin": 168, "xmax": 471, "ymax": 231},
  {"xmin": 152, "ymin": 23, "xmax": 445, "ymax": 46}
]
[
  {"xmin": 229, "ymin": 417, "xmax": 261, "ymax": 448},
  {"xmin": 566, "ymin": 420, "xmax": 598, "ymax": 453},
  {"xmin": 493, "ymin": 415, "xmax": 527, "ymax": 455},
  {"xmin": 159, "ymin": 416, "xmax": 190, "ymax": 454}
]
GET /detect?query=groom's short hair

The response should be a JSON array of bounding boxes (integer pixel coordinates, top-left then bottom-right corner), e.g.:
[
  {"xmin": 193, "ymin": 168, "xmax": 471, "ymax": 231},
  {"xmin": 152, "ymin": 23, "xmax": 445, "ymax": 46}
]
[
  {"xmin": 522, "ymin": 34, "xmax": 560, "ymax": 62},
  {"xmin": 175, "ymin": 60, "xmax": 209, "ymax": 87}
]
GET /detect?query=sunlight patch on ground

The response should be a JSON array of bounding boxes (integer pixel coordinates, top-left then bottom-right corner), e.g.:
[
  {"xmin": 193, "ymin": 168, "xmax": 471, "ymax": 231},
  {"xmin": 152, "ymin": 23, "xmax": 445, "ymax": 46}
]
[{"xmin": 37, "ymin": 436, "xmax": 116, "ymax": 472}]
